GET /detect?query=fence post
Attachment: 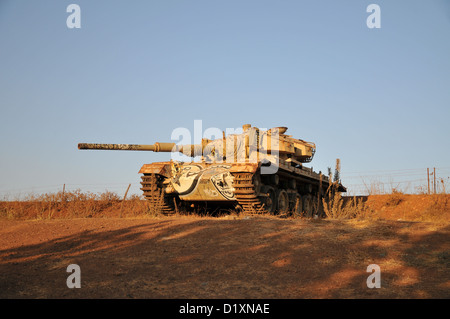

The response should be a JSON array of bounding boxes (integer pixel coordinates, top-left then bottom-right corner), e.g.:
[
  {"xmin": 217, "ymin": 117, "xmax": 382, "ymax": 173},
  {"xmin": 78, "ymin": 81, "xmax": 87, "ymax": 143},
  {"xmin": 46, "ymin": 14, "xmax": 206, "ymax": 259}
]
[
  {"xmin": 62, "ymin": 184, "xmax": 66, "ymax": 202},
  {"xmin": 120, "ymin": 184, "xmax": 131, "ymax": 218},
  {"xmin": 434, "ymin": 167, "xmax": 436, "ymax": 194}
]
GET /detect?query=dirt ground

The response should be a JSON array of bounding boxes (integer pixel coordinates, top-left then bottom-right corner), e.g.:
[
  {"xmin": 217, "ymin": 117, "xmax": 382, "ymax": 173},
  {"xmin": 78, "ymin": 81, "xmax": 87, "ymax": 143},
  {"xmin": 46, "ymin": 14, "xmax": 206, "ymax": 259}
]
[{"xmin": 0, "ymin": 214, "xmax": 448, "ymax": 299}]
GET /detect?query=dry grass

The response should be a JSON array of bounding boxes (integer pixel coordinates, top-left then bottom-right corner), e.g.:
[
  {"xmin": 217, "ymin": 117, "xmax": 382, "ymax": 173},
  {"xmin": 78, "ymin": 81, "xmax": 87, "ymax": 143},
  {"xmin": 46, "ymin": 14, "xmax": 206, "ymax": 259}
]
[
  {"xmin": 322, "ymin": 192, "xmax": 367, "ymax": 220},
  {"xmin": 322, "ymin": 182, "xmax": 449, "ymax": 223},
  {"xmin": 322, "ymin": 182, "xmax": 370, "ymax": 220},
  {"xmin": 364, "ymin": 193, "xmax": 450, "ymax": 223},
  {"xmin": 0, "ymin": 190, "xmax": 157, "ymax": 220},
  {"xmin": 1, "ymin": 188, "xmax": 449, "ymax": 224}
]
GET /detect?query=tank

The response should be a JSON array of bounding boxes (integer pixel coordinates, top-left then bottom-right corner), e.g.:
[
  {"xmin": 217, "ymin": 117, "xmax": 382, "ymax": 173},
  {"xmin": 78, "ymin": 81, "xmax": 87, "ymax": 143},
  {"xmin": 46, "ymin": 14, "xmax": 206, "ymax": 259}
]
[{"xmin": 78, "ymin": 124, "xmax": 346, "ymax": 216}]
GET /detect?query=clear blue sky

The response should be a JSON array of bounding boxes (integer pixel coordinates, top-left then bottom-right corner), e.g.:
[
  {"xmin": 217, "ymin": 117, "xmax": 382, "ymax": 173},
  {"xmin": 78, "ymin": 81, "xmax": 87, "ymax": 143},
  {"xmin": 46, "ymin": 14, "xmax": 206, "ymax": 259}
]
[{"xmin": 1, "ymin": 0, "xmax": 449, "ymax": 197}]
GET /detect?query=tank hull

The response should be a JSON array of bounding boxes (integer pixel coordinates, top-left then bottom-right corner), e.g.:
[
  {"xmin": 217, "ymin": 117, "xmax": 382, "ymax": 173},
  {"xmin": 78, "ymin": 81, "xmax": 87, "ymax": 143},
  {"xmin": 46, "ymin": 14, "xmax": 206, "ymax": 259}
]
[{"xmin": 139, "ymin": 160, "xmax": 345, "ymax": 216}]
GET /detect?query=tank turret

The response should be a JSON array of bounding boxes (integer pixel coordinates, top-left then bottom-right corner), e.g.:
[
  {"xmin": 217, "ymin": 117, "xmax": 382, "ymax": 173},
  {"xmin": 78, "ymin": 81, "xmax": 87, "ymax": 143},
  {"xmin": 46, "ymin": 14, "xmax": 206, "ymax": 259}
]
[{"xmin": 78, "ymin": 124, "xmax": 316, "ymax": 165}]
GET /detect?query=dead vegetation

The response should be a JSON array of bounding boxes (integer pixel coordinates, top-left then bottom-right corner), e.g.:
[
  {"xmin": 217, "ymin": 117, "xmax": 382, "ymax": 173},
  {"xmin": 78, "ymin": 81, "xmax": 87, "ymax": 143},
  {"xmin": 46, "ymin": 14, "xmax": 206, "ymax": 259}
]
[
  {"xmin": 320, "ymin": 181, "xmax": 449, "ymax": 223},
  {"xmin": 0, "ymin": 190, "xmax": 158, "ymax": 220},
  {"xmin": 322, "ymin": 192, "xmax": 367, "ymax": 220},
  {"xmin": 0, "ymin": 188, "xmax": 448, "ymax": 224}
]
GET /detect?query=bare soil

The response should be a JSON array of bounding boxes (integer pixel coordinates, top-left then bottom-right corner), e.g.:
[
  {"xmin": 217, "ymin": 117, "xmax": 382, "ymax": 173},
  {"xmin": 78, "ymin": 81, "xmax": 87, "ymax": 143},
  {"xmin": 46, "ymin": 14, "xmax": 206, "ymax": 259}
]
[{"xmin": 0, "ymin": 214, "xmax": 449, "ymax": 299}]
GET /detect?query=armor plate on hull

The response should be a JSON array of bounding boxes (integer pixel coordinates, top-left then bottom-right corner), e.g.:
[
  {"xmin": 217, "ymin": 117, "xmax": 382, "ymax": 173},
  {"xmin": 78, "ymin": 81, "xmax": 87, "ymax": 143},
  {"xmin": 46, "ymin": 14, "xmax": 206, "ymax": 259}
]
[{"xmin": 172, "ymin": 163, "xmax": 234, "ymax": 201}]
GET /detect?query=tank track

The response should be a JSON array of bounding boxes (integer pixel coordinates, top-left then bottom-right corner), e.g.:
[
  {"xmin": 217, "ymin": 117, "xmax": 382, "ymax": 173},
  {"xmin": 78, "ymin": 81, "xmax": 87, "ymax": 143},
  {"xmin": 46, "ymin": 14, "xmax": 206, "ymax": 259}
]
[
  {"xmin": 140, "ymin": 173, "xmax": 175, "ymax": 215},
  {"xmin": 231, "ymin": 172, "xmax": 268, "ymax": 214}
]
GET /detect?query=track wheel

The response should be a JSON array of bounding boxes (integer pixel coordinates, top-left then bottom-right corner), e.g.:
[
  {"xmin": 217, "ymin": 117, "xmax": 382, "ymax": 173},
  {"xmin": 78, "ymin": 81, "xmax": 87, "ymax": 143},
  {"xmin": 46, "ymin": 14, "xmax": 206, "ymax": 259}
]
[
  {"xmin": 260, "ymin": 186, "xmax": 276, "ymax": 214},
  {"xmin": 277, "ymin": 190, "xmax": 289, "ymax": 215},
  {"xmin": 303, "ymin": 194, "xmax": 313, "ymax": 217}
]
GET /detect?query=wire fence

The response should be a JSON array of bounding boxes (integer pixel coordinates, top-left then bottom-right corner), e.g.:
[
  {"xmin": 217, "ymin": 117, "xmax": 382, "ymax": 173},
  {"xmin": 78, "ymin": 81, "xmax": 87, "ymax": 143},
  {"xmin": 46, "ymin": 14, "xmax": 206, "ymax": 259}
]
[
  {"xmin": 341, "ymin": 166, "xmax": 450, "ymax": 196},
  {"xmin": 1, "ymin": 167, "xmax": 449, "ymax": 200}
]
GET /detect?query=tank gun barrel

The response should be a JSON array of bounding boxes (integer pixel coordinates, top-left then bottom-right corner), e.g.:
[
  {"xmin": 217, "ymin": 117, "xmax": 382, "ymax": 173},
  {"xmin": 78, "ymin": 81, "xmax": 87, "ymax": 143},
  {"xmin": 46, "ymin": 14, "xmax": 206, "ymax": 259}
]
[
  {"xmin": 78, "ymin": 143, "xmax": 178, "ymax": 152},
  {"xmin": 78, "ymin": 142, "xmax": 205, "ymax": 157}
]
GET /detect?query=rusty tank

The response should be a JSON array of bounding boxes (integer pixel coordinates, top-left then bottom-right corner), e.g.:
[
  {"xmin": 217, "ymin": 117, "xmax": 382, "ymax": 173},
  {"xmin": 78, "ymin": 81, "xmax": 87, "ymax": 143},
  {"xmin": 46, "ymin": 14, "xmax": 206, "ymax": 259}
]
[{"xmin": 78, "ymin": 124, "xmax": 346, "ymax": 216}]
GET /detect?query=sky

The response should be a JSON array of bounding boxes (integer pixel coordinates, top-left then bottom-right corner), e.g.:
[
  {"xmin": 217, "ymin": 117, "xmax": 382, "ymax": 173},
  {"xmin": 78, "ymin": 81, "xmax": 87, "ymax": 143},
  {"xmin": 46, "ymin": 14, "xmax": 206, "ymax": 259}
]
[{"xmin": 1, "ymin": 0, "xmax": 449, "ymax": 198}]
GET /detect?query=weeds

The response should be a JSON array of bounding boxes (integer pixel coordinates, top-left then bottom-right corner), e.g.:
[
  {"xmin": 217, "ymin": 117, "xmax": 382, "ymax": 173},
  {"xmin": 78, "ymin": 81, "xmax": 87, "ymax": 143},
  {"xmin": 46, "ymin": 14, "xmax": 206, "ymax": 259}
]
[
  {"xmin": 0, "ymin": 189, "xmax": 158, "ymax": 220},
  {"xmin": 322, "ymin": 192, "xmax": 367, "ymax": 220},
  {"xmin": 1, "ymin": 188, "xmax": 448, "ymax": 223},
  {"xmin": 322, "ymin": 183, "xmax": 372, "ymax": 220}
]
